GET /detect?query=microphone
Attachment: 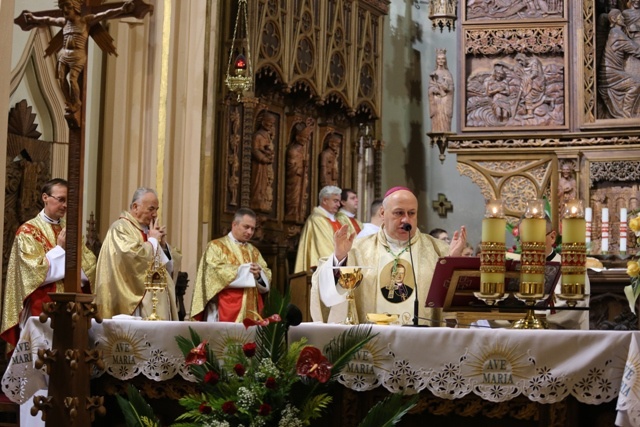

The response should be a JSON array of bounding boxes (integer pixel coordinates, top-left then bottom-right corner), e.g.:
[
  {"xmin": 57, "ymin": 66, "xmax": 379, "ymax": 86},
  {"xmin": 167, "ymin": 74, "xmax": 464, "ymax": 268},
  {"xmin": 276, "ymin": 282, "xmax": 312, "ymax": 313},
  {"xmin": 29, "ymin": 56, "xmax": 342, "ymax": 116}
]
[{"xmin": 401, "ymin": 223, "xmax": 420, "ymax": 326}]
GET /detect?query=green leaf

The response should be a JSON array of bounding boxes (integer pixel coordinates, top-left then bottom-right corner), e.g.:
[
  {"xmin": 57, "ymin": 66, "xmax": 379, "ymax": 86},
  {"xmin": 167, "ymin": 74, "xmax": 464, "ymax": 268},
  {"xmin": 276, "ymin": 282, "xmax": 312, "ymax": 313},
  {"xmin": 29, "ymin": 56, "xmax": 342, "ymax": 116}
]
[
  {"xmin": 323, "ymin": 325, "xmax": 377, "ymax": 382},
  {"xmin": 254, "ymin": 290, "xmax": 290, "ymax": 363},
  {"xmin": 116, "ymin": 384, "xmax": 160, "ymax": 427},
  {"xmin": 299, "ymin": 393, "xmax": 332, "ymax": 421},
  {"xmin": 357, "ymin": 394, "xmax": 418, "ymax": 427}
]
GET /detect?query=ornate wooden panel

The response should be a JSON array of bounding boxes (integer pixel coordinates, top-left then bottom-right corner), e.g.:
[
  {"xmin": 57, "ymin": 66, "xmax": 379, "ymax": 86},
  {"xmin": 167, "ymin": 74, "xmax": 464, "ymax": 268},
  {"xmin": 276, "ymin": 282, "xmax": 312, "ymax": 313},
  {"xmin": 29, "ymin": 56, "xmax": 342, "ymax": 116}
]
[{"xmin": 214, "ymin": 1, "xmax": 389, "ymax": 284}]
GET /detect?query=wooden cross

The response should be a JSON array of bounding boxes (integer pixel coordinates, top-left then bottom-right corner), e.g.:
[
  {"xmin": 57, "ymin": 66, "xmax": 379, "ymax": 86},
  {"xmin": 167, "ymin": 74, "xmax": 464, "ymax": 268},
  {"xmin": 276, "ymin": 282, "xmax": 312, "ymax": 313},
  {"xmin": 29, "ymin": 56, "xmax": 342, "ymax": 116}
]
[
  {"xmin": 14, "ymin": 2, "xmax": 153, "ymax": 425},
  {"xmin": 432, "ymin": 193, "xmax": 453, "ymax": 217},
  {"xmin": 14, "ymin": 0, "xmax": 153, "ymax": 294}
]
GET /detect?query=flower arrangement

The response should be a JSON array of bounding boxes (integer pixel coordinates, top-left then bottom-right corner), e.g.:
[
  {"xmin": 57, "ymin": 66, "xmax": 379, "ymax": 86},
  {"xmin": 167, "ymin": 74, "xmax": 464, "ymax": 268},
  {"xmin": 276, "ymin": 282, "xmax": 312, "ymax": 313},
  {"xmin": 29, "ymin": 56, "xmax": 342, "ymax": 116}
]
[
  {"xmin": 625, "ymin": 210, "xmax": 640, "ymax": 312},
  {"xmin": 169, "ymin": 292, "xmax": 417, "ymax": 427}
]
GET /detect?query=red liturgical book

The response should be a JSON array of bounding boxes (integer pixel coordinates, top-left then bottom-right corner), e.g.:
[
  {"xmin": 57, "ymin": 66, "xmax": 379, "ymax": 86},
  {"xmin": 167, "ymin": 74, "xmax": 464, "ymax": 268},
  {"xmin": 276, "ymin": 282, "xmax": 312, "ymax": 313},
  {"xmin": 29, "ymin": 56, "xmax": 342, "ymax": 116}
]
[{"xmin": 425, "ymin": 256, "xmax": 561, "ymax": 312}]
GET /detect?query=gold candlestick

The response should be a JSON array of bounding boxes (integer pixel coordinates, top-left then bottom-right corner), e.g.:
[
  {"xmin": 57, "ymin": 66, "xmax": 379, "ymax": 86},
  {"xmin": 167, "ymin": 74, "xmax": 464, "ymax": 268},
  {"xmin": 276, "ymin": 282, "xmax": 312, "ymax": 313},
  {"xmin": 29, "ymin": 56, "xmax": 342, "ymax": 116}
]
[
  {"xmin": 513, "ymin": 199, "xmax": 548, "ymax": 329},
  {"xmin": 558, "ymin": 199, "xmax": 587, "ymax": 306},
  {"xmin": 475, "ymin": 199, "xmax": 508, "ymax": 306}
]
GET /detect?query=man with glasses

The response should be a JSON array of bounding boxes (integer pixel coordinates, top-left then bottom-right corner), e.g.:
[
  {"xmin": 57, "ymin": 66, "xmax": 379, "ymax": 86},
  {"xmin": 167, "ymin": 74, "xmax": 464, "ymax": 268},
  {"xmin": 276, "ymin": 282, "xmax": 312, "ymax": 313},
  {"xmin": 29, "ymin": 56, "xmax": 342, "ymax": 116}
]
[
  {"xmin": 1, "ymin": 178, "xmax": 97, "ymax": 347},
  {"xmin": 95, "ymin": 187, "xmax": 181, "ymax": 320},
  {"xmin": 310, "ymin": 186, "xmax": 466, "ymax": 324}
]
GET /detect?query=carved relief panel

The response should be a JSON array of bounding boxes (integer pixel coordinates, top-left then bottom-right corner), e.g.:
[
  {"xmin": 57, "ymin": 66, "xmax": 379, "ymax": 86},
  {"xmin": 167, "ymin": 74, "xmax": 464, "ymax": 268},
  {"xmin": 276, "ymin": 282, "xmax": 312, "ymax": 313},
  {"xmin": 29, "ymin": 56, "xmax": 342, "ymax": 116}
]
[
  {"xmin": 215, "ymin": 0, "xmax": 387, "ymax": 249},
  {"xmin": 462, "ymin": 23, "xmax": 568, "ymax": 131}
]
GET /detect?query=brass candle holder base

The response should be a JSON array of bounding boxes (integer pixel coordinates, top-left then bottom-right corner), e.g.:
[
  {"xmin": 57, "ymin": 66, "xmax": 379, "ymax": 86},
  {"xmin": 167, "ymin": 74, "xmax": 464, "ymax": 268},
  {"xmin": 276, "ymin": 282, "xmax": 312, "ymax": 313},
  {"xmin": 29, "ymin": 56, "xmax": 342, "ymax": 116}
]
[
  {"xmin": 511, "ymin": 309, "xmax": 548, "ymax": 329},
  {"xmin": 556, "ymin": 283, "xmax": 586, "ymax": 308}
]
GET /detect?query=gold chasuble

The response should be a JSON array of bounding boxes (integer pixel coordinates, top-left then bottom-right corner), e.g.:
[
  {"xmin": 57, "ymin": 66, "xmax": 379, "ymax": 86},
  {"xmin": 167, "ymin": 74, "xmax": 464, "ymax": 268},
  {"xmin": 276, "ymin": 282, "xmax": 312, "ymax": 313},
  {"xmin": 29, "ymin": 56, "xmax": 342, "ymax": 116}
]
[
  {"xmin": 310, "ymin": 227, "xmax": 449, "ymax": 324},
  {"xmin": 191, "ymin": 235, "xmax": 271, "ymax": 322},
  {"xmin": 336, "ymin": 211, "xmax": 363, "ymax": 235},
  {"xmin": 95, "ymin": 211, "xmax": 180, "ymax": 320},
  {"xmin": 294, "ymin": 206, "xmax": 342, "ymax": 273},
  {"xmin": 1, "ymin": 214, "xmax": 97, "ymax": 346}
]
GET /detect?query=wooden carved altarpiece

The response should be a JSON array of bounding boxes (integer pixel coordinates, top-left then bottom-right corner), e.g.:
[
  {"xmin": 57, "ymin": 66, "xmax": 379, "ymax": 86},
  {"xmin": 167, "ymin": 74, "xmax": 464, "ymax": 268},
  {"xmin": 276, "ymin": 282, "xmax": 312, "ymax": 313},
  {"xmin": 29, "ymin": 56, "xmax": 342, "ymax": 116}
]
[
  {"xmin": 215, "ymin": 0, "xmax": 388, "ymax": 289},
  {"xmin": 3, "ymin": 101, "xmax": 52, "ymax": 287},
  {"xmin": 449, "ymin": 1, "xmax": 640, "ymax": 254}
]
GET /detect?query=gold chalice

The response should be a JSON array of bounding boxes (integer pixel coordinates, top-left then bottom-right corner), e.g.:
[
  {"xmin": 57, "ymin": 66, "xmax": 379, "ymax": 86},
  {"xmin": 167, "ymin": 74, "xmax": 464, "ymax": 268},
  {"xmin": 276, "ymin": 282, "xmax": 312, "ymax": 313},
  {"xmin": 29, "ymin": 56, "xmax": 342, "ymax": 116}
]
[{"xmin": 336, "ymin": 267, "xmax": 365, "ymax": 325}]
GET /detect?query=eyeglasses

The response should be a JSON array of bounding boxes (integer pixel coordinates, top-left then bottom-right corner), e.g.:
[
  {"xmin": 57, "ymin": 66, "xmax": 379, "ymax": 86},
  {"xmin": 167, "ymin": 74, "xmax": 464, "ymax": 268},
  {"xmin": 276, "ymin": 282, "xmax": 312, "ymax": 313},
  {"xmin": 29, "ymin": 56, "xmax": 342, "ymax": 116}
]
[{"xmin": 48, "ymin": 194, "xmax": 67, "ymax": 204}]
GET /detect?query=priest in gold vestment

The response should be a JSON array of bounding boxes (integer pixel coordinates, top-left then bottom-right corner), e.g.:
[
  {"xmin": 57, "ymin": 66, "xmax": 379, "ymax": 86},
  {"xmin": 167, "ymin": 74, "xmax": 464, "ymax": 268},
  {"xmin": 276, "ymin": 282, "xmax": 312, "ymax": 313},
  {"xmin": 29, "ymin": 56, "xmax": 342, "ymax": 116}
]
[
  {"xmin": 311, "ymin": 187, "xmax": 466, "ymax": 324},
  {"xmin": 294, "ymin": 185, "xmax": 343, "ymax": 273},
  {"xmin": 336, "ymin": 188, "xmax": 363, "ymax": 235},
  {"xmin": 1, "ymin": 179, "xmax": 97, "ymax": 347},
  {"xmin": 95, "ymin": 188, "xmax": 181, "ymax": 319},
  {"xmin": 191, "ymin": 208, "xmax": 271, "ymax": 322}
]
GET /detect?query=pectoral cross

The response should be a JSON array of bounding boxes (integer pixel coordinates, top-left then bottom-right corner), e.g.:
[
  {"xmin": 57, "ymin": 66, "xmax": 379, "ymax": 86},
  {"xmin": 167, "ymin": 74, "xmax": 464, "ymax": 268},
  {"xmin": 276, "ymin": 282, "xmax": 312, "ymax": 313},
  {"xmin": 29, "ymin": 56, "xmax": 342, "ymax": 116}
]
[{"xmin": 15, "ymin": 0, "xmax": 152, "ymax": 293}]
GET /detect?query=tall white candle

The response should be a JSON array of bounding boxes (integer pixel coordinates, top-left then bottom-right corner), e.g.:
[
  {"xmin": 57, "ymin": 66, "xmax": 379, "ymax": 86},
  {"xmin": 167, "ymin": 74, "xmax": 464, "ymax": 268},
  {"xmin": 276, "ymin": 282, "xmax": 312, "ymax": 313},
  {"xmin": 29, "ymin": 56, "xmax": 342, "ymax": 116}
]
[
  {"xmin": 601, "ymin": 208, "xmax": 609, "ymax": 253},
  {"xmin": 621, "ymin": 208, "xmax": 628, "ymax": 253},
  {"xmin": 585, "ymin": 208, "xmax": 593, "ymax": 222}
]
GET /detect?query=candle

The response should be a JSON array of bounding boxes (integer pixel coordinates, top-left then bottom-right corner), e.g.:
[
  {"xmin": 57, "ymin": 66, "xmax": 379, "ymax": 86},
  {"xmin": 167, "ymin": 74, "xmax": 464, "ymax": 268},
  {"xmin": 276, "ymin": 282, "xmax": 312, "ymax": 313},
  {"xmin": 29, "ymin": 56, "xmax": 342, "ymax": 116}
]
[
  {"xmin": 480, "ymin": 217, "xmax": 506, "ymax": 291},
  {"xmin": 585, "ymin": 208, "xmax": 593, "ymax": 222},
  {"xmin": 562, "ymin": 217, "xmax": 586, "ymax": 286},
  {"xmin": 601, "ymin": 208, "xmax": 609, "ymax": 253},
  {"xmin": 621, "ymin": 208, "xmax": 628, "ymax": 254},
  {"xmin": 480, "ymin": 200, "xmax": 506, "ymax": 299},
  {"xmin": 520, "ymin": 217, "xmax": 546, "ymax": 285}
]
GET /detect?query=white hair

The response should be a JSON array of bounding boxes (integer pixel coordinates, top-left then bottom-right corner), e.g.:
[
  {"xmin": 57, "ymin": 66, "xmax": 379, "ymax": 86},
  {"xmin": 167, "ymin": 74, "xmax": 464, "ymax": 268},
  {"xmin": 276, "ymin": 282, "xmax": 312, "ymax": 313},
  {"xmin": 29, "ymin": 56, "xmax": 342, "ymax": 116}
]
[
  {"xmin": 319, "ymin": 185, "xmax": 341, "ymax": 202},
  {"xmin": 130, "ymin": 187, "xmax": 157, "ymax": 209}
]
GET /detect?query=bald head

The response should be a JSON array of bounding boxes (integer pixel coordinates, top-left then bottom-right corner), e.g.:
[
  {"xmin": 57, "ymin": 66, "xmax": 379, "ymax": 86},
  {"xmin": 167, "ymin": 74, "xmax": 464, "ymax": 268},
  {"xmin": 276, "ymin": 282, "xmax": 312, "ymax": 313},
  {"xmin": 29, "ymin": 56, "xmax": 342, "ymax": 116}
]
[{"xmin": 381, "ymin": 190, "xmax": 418, "ymax": 240}]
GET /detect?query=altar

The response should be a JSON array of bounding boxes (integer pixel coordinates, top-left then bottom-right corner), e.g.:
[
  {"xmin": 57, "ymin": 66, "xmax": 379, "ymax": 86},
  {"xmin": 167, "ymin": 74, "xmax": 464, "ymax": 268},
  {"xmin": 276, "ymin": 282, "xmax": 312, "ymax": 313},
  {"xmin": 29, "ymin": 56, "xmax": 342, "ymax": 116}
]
[{"xmin": 4, "ymin": 318, "xmax": 640, "ymax": 426}]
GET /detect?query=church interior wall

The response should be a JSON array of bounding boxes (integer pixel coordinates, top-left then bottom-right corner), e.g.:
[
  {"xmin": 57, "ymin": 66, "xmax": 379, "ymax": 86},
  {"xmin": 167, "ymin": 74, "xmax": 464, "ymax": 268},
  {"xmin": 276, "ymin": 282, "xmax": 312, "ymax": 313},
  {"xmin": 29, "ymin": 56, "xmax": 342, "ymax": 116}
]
[{"xmin": 382, "ymin": 0, "xmax": 484, "ymax": 248}]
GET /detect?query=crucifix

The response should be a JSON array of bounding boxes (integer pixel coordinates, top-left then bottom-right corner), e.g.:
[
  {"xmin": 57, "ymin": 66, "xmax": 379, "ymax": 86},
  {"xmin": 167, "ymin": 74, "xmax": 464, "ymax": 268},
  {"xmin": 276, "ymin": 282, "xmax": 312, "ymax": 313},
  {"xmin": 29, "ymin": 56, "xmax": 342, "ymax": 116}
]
[{"xmin": 14, "ymin": 1, "xmax": 152, "ymax": 425}]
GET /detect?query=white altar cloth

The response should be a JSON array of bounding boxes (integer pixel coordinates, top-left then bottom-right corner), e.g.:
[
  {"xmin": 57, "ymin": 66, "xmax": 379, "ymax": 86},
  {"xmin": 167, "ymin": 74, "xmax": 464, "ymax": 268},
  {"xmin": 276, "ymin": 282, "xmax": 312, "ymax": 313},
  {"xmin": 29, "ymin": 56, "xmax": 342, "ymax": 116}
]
[
  {"xmin": 289, "ymin": 323, "xmax": 640, "ymax": 427},
  {"xmin": 5, "ymin": 318, "xmax": 640, "ymax": 426},
  {"xmin": 1, "ymin": 317, "xmax": 253, "ymax": 406}
]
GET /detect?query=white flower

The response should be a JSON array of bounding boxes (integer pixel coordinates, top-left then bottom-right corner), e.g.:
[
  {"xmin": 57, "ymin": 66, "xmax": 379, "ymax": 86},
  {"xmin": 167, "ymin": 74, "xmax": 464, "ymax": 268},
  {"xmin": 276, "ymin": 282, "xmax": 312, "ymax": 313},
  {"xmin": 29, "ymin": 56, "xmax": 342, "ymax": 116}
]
[{"xmin": 237, "ymin": 386, "xmax": 257, "ymax": 409}]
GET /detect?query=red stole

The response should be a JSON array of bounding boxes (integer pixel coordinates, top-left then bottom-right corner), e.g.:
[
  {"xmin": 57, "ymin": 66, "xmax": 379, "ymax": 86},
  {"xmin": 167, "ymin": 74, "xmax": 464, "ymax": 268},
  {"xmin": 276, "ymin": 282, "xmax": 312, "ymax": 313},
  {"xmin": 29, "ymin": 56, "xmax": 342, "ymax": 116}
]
[
  {"xmin": 327, "ymin": 217, "xmax": 342, "ymax": 233},
  {"xmin": 349, "ymin": 217, "xmax": 362, "ymax": 234},
  {"xmin": 217, "ymin": 244, "xmax": 264, "ymax": 322}
]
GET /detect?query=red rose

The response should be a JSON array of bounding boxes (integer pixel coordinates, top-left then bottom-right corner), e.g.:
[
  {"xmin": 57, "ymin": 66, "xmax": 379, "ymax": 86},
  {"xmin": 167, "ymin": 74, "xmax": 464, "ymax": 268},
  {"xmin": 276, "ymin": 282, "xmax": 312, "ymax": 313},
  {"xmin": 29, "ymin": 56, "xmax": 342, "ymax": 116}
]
[
  {"xmin": 512, "ymin": 227, "xmax": 519, "ymax": 238},
  {"xmin": 234, "ymin": 363, "xmax": 245, "ymax": 377},
  {"xmin": 243, "ymin": 342, "xmax": 257, "ymax": 357},
  {"xmin": 265, "ymin": 377, "xmax": 276, "ymax": 389},
  {"xmin": 296, "ymin": 346, "xmax": 333, "ymax": 383},
  {"xmin": 204, "ymin": 370, "xmax": 219, "ymax": 385},
  {"xmin": 258, "ymin": 403, "xmax": 272, "ymax": 416},
  {"xmin": 222, "ymin": 401, "xmax": 237, "ymax": 414},
  {"xmin": 198, "ymin": 402, "xmax": 212, "ymax": 414}
]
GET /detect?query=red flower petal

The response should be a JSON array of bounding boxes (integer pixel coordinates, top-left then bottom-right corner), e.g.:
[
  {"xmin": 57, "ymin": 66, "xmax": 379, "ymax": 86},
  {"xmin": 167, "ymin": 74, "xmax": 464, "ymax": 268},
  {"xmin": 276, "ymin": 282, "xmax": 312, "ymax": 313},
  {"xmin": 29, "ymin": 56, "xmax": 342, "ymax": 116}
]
[
  {"xmin": 222, "ymin": 401, "xmax": 237, "ymax": 414},
  {"xmin": 243, "ymin": 342, "xmax": 257, "ymax": 357},
  {"xmin": 204, "ymin": 370, "xmax": 219, "ymax": 385},
  {"xmin": 198, "ymin": 402, "xmax": 212, "ymax": 414},
  {"xmin": 242, "ymin": 313, "xmax": 282, "ymax": 329},
  {"xmin": 185, "ymin": 341, "xmax": 208, "ymax": 366},
  {"xmin": 234, "ymin": 363, "xmax": 245, "ymax": 377},
  {"xmin": 258, "ymin": 403, "xmax": 272, "ymax": 416},
  {"xmin": 296, "ymin": 346, "xmax": 333, "ymax": 383}
]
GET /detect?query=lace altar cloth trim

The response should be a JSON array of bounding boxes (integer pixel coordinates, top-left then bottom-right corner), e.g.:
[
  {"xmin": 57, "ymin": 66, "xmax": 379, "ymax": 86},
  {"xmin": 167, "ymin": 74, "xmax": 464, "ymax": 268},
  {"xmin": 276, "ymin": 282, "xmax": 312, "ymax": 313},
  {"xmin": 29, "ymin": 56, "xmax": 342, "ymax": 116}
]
[
  {"xmin": 290, "ymin": 323, "xmax": 640, "ymax": 427},
  {"xmin": 1, "ymin": 318, "xmax": 254, "ymax": 404}
]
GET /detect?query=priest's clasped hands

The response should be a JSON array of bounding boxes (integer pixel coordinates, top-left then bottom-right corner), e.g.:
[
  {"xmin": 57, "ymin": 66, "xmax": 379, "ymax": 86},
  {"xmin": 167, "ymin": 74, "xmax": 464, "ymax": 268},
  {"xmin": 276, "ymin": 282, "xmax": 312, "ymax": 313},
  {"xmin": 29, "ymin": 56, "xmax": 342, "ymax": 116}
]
[{"xmin": 249, "ymin": 263, "xmax": 263, "ymax": 280}]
